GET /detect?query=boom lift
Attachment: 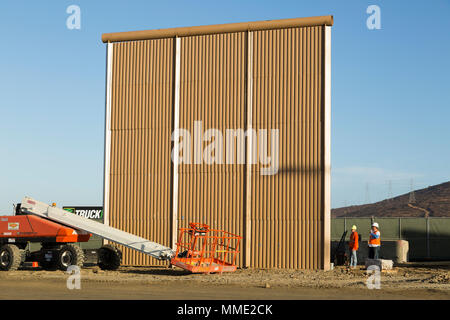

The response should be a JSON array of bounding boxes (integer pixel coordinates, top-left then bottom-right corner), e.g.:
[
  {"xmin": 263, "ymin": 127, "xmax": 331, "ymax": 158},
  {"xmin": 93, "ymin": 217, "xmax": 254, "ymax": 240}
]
[
  {"xmin": 0, "ymin": 197, "xmax": 242, "ymax": 274},
  {"xmin": 0, "ymin": 197, "xmax": 174, "ymax": 271}
]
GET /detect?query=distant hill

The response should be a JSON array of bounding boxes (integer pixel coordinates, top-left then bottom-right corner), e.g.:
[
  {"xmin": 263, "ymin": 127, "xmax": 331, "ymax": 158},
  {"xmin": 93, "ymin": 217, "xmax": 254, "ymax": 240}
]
[{"xmin": 332, "ymin": 181, "xmax": 450, "ymax": 218}]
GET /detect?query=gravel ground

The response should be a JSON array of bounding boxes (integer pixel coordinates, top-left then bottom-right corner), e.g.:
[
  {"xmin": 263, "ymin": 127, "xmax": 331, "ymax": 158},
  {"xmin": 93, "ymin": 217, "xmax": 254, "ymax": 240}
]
[{"xmin": 0, "ymin": 263, "xmax": 449, "ymax": 299}]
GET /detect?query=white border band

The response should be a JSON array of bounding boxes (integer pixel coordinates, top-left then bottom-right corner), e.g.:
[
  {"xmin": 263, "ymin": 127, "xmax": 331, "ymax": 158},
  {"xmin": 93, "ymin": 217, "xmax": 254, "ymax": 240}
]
[
  {"xmin": 172, "ymin": 37, "xmax": 181, "ymax": 250},
  {"xmin": 103, "ymin": 42, "xmax": 113, "ymax": 229},
  {"xmin": 245, "ymin": 31, "xmax": 253, "ymax": 268},
  {"xmin": 323, "ymin": 26, "xmax": 332, "ymax": 270}
]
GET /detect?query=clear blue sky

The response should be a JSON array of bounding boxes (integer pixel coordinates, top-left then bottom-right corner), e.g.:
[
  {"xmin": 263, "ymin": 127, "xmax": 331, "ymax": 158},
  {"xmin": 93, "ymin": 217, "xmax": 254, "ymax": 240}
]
[{"xmin": 0, "ymin": 0, "xmax": 449, "ymax": 212}]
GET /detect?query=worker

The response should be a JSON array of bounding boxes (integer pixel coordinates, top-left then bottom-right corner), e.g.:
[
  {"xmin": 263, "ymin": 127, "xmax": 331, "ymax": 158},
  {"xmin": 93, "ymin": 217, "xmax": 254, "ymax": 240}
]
[
  {"xmin": 348, "ymin": 225, "xmax": 358, "ymax": 268},
  {"xmin": 368, "ymin": 222, "xmax": 381, "ymax": 259}
]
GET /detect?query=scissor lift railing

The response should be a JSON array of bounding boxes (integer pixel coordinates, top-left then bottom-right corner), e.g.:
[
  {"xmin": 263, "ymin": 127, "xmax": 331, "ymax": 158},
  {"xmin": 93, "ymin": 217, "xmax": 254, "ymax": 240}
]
[{"xmin": 171, "ymin": 223, "xmax": 242, "ymax": 274}]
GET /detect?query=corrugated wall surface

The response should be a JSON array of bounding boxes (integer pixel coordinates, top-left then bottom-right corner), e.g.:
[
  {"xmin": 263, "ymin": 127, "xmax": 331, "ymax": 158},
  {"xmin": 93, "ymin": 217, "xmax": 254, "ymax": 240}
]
[
  {"xmin": 177, "ymin": 33, "xmax": 246, "ymax": 267},
  {"xmin": 105, "ymin": 24, "xmax": 328, "ymax": 269},
  {"xmin": 250, "ymin": 26, "xmax": 324, "ymax": 269},
  {"xmin": 109, "ymin": 39, "xmax": 174, "ymax": 265}
]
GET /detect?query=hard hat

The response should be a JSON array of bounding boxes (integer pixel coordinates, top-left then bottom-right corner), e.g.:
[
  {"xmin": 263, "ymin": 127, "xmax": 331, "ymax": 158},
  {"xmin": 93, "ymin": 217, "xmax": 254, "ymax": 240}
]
[
  {"xmin": 372, "ymin": 222, "xmax": 379, "ymax": 228},
  {"xmin": 351, "ymin": 225, "xmax": 357, "ymax": 230}
]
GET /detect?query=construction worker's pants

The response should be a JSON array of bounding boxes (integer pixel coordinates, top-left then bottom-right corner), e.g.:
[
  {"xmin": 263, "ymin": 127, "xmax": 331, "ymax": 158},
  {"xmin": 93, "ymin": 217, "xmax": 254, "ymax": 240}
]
[
  {"xmin": 349, "ymin": 249, "xmax": 357, "ymax": 267},
  {"xmin": 369, "ymin": 246, "xmax": 380, "ymax": 259}
]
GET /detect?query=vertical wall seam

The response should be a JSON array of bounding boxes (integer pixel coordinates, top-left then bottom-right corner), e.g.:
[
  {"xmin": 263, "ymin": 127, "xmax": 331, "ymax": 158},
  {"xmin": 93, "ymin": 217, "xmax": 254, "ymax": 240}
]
[
  {"xmin": 104, "ymin": 42, "xmax": 114, "ymax": 230},
  {"xmin": 244, "ymin": 31, "xmax": 253, "ymax": 268},
  {"xmin": 172, "ymin": 37, "xmax": 181, "ymax": 250},
  {"xmin": 323, "ymin": 26, "xmax": 331, "ymax": 270}
]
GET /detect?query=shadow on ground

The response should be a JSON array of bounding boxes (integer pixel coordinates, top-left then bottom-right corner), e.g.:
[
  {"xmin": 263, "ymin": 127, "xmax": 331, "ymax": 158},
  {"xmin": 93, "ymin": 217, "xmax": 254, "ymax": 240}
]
[{"xmin": 117, "ymin": 266, "xmax": 192, "ymax": 276}]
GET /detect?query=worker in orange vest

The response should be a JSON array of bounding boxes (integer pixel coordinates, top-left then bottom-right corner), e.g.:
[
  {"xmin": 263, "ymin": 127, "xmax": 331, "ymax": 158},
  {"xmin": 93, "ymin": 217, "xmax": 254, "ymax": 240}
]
[
  {"xmin": 348, "ymin": 225, "xmax": 359, "ymax": 268},
  {"xmin": 368, "ymin": 222, "xmax": 381, "ymax": 259}
]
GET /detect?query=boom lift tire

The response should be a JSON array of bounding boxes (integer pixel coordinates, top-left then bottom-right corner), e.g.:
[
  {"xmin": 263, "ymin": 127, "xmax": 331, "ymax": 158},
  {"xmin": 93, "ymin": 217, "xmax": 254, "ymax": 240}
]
[
  {"xmin": 0, "ymin": 244, "xmax": 22, "ymax": 271},
  {"xmin": 98, "ymin": 244, "xmax": 122, "ymax": 270},
  {"xmin": 56, "ymin": 244, "xmax": 84, "ymax": 271}
]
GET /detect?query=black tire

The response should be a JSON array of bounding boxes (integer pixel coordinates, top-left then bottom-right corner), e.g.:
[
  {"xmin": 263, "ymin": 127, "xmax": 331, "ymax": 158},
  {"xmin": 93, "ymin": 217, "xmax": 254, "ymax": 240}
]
[
  {"xmin": 56, "ymin": 244, "xmax": 84, "ymax": 271},
  {"xmin": 0, "ymin": 244, "xmax": 22, "ymax": 271},
  {"xmin": 98, "ymin": 245, "xmax": 122, "ymax": 270}
]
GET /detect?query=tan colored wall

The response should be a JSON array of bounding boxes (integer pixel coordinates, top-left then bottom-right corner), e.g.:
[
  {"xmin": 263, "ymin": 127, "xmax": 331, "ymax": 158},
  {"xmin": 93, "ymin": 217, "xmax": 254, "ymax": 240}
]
[
  {"xmin": 104, "ymin": 17, "xmax": 331, "ymax": 269},
  {"xmin": 250, "ymin": 27, "xmax": 324, "ymax": 269},
  {"xmin": 109, "ymin": 39, "xmax": 174, "ymax": 265},
  {"xmin": 177, "ymin": 32, "xmax": 247, "ymax": 267}
]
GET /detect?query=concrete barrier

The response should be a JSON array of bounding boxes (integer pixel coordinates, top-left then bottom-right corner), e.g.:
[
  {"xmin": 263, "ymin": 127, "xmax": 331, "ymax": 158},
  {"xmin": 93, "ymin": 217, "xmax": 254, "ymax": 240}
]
[{"xmin": 365, "ymin": 259, "xmax": 394, "ymax": 270}]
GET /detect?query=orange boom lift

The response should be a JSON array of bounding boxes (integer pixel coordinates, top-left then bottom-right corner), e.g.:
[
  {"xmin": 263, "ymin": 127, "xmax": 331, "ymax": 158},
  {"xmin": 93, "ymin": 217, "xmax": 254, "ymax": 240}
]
[
  {"xmin": 0, "ymin": 199, "xmax": 241, "ymax": 274},
  {"xmin": 0, "ymin": 208, "xmax": 92, "ymax": 271}
]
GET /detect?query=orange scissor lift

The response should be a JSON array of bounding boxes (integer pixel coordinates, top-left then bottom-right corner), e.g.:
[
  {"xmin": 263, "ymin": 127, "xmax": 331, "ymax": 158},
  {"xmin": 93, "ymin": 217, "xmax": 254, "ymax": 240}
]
[{"xmin": 171, "ymin": 223, "xmax": 242, "ymax": 274}]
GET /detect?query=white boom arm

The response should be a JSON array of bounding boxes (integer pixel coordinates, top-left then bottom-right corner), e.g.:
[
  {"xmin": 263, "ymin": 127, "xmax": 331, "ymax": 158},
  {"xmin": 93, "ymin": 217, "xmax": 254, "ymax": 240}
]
[{"xmin": 20, "ymin": 197, "xmax": 174, "ymax": 260}]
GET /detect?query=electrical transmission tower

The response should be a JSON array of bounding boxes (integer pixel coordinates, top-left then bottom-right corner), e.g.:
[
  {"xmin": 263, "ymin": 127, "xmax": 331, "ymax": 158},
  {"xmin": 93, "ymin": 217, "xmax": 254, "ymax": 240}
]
[
  {"xmin": 365, "ymin": 182, "xmax": 371, "ymax": 204},
  {"xmin": 409, "ymin": 178, "xmax": 416, "ymax": 204},
  {"xmin": 387, "ymin": 180, "xmax": 393, "ymax": 201}
]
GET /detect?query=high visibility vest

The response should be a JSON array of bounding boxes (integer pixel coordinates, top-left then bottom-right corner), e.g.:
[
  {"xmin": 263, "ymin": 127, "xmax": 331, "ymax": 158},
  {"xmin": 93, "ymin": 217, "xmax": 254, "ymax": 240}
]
[
  {"xmin": 349, "ymin": 232, "xmax": 359, "ymax": 250},
  {"xmin": 369, "ymin": 231, "xmax": 381, "ymax": 246}
]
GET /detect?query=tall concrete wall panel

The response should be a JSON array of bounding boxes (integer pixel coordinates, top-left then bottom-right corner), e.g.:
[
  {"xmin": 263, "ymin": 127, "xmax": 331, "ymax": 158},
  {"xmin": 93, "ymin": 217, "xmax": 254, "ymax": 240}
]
[
  {"xmin": 177, "ymin": 32, "xmax": 247, "ymax": 267},
  {"xmin": 108, "ymin": 39, "xmax": 174, "ymax": 265},
  {"xmin": 250, "ymin": 27, "xmax": 324, "ymax": 269},
  {"xmin": 103, "ymin": 16, "xmax": 333, "ymax": 269}
]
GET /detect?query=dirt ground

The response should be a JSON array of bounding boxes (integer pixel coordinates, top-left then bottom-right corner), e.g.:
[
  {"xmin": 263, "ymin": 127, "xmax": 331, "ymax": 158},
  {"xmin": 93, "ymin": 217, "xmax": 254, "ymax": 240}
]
[{"xmin": 0, "ymin": 262, "xmax": 449, "ymax": 300}]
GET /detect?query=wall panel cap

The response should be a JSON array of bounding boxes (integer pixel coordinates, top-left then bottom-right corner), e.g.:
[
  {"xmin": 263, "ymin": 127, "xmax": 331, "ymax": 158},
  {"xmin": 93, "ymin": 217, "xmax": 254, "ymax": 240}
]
[{"xmin": 102, "ymin": 15, "xmax": 334, "ymax": 43}]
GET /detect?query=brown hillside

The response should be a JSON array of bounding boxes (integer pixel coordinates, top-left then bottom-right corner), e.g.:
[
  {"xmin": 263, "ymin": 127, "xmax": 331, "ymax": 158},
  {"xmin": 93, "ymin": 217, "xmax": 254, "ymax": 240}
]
[{"xmin": 332, "ymin": 181, "xmax": 450, "ymax": 218}]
